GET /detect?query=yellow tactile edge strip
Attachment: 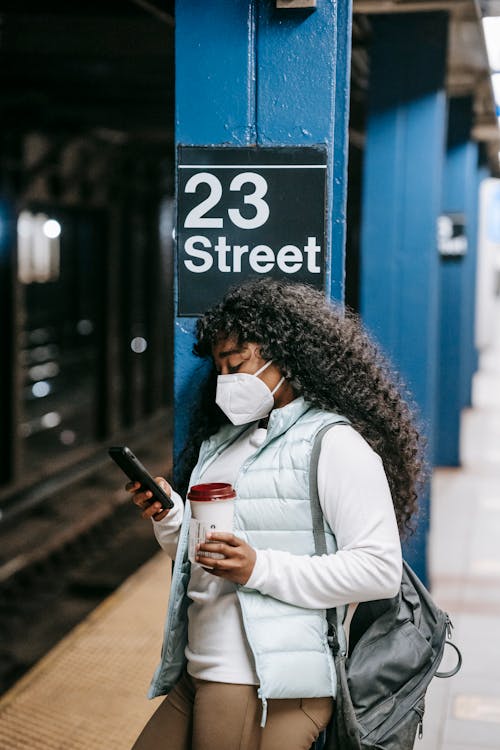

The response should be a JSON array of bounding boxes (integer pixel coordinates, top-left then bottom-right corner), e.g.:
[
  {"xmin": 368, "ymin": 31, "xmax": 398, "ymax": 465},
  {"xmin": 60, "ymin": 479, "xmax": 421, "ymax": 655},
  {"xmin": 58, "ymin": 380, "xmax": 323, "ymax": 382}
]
[{"xmin": 0, "ymin": 551, "xmax": 171, "ymax": 750}]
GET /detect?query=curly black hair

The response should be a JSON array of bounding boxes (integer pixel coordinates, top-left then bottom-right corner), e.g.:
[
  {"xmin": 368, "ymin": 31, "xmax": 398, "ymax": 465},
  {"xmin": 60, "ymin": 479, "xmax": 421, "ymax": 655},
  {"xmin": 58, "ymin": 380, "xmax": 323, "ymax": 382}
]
[{"xmin": 178, "ymin": 278, "xmax": 425, "ymax": 537}]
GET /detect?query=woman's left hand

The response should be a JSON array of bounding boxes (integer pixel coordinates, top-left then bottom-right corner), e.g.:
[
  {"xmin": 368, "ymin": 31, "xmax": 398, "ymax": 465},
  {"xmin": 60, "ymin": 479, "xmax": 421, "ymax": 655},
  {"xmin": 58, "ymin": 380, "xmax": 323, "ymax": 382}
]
[{"xmin": 196, "ymin": 532, "xmax": 256, "ymax": 585}]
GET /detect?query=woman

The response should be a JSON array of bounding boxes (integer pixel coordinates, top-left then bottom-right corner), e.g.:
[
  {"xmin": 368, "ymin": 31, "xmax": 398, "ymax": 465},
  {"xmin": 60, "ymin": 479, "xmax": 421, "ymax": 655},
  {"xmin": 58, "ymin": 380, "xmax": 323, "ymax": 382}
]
[{"xmin": 129, "ymin": 279, "xmax": 424, "ymax": 750}]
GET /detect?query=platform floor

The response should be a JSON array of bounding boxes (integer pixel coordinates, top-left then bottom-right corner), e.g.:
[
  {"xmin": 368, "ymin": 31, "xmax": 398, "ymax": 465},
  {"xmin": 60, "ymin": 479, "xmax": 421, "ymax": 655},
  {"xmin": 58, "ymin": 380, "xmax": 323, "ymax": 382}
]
[
  {"xmin": 1, "ymin": 305, "xmax": 500, "ymax": 749},
  {"xmin": 417, "ymin": 302, "xmax": 500, "ymax": 750},
  {"xmin": 0, "ymin": 554, "xmax": 170, "ymax": 749}
]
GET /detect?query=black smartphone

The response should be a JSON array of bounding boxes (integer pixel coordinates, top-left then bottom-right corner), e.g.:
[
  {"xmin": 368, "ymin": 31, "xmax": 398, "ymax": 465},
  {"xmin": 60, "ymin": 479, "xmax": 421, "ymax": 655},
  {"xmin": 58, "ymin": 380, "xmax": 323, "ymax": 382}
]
[{"xmin": 108, "ymin": 445, "xmax": 174, "ymax": 510}]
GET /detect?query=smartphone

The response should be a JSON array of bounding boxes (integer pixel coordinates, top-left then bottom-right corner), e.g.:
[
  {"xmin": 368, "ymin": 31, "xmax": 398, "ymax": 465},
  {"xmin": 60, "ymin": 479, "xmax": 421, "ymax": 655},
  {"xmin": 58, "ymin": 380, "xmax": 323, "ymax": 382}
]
[{"xmin": 108, "ymin": 445, "xmax": 174, "ymax": 510}]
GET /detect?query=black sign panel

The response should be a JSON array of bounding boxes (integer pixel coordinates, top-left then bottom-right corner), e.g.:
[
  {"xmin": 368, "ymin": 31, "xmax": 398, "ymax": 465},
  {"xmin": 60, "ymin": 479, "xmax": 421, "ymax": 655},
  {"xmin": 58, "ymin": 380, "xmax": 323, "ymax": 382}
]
[{"xmin": 177, "ymin": 146, "xmax": 327, "ymax": 316}]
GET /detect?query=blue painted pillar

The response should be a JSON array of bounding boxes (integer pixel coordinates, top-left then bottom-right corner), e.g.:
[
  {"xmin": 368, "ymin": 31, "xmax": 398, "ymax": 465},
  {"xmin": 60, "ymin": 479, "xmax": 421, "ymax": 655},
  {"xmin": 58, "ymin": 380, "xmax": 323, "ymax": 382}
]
[
  {"xmin": 174, "ymin": 1, "xmax": 352, "ymax": 473},
  {"xmin": 466, "ymin": 148, "xmax": 490, "ymax": 399},
  {"xmin": 461, "ymin": 109, "xmax": 483, "ymax": 407},
  {"xmin": 359, "ymin": 13, "xmax": 448, "ymax": 582},
  {"xmin": 435, "ymin": 97, "xmax": 479, "ymax": 466}
]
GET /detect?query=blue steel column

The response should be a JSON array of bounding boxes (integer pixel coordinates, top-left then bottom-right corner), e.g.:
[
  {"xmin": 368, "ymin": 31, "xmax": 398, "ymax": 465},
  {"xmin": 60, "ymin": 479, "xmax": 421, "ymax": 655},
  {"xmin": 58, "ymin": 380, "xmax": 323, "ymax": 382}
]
[
  {"xmin": 459, "ymin": 133, "xmax": 480, "ymax": 413},
  {"xmin": 174, "ymin": 1, "xmax": 352, "ymax": 471},
  {"xmin": 360, "ymin": 14, "xmax": 448, "ymax": 582},
  {"xmin": 435, "ymin": 97, "xmax": 479, "ymax": 466},
  {"xmin": 468, "ymin": 148, "xmax": 491, "ymax": 392}
]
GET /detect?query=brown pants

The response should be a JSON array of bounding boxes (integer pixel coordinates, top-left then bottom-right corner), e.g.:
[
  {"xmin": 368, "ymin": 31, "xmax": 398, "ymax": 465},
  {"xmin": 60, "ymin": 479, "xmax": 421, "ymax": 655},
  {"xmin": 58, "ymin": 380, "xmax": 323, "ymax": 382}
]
[{"xmin": 131, "ymin": 672, "xmax": 333, "ymax": 750}]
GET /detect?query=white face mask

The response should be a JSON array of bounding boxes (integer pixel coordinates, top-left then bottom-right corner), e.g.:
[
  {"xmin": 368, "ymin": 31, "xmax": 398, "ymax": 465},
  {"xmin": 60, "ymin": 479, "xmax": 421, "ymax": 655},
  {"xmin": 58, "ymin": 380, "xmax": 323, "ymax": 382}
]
[{"xmin": 215, "ymin": 360, "xmax": 285, "ymax": 426}]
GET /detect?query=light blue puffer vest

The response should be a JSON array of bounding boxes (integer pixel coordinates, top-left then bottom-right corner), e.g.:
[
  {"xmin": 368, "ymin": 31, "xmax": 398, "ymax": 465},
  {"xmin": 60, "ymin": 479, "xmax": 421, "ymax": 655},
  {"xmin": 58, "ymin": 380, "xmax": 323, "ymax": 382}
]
[{"xmin": 149, "ymin": 397, "xmax": 348, "ymax": 714}]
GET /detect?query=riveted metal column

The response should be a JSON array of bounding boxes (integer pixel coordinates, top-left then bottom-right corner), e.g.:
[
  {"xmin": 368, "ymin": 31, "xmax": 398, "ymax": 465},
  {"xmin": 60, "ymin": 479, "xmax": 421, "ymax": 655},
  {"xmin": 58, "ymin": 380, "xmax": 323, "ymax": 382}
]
[
  {"xmin": 256, "ymin": 2, "xmax": 352, "ymax": 301},
  {"xmin": 359, "ymin": 13, "xmax": 448, "ymax": 582},
  {"xmin": 468, "ymin": 149, "xmax": 490, "ymax": 389},
  {"xmin": 465, "ymin": 151, "xmax": 491, "ymax": 388},
  {"xmin": 435, "ymin": 97, "xmax": 479, "ymax": 466},
  {"xmin": 174, "ymin": 2, "xmax": 258, "ymax": 470},
  {"xmin": 174, "ymin": 0, "xmax": 352, "ymax": 472},
  {"xmin": 461, "ymin": 153, "xmax": 485, "ymax": 408}
]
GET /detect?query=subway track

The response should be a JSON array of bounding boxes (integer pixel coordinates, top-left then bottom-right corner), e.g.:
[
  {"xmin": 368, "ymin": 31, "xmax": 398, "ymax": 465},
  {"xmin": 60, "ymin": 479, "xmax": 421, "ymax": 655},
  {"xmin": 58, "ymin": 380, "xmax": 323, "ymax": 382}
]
[{"xmin": 0, "ymin": 434, "xmax": 171, "ymax": 696}]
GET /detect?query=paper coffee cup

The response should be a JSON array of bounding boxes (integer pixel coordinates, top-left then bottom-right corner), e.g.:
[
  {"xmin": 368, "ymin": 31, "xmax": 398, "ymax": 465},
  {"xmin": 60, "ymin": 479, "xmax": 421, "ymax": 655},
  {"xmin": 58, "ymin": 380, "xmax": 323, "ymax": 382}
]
[{"xmin": 188, "ymin": 483, "xmax": 236, "ymax": 564}]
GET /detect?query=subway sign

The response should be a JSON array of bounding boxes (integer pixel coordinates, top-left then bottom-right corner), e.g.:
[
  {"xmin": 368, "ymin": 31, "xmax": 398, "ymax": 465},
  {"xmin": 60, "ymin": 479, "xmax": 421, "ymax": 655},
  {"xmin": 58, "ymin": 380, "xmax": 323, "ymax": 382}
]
[{"xmin": 177, "ymin": 146, "xmax": 327, "ymax": 316}]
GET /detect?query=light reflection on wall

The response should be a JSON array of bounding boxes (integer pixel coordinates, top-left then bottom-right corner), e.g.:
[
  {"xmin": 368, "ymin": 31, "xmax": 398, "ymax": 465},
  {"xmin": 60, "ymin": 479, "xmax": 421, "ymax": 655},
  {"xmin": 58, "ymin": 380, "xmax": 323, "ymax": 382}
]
[
  {"xmin": 31, "ymin": 381, "xmax": 51, "ymax": 398},
  {"xmin": 17, "ymin": 211, "xmax": 61, "ymax": 284},
  {"xmin": 130, "ymin": 337, "xmax": 148, "ymax": 353}
]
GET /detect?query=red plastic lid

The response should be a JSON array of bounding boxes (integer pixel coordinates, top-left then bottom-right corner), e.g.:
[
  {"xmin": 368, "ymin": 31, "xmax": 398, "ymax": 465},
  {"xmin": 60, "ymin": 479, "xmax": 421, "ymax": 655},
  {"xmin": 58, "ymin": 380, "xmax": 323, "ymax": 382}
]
[{"xmin": 187, "ymin": 482, "xmax": 236, "ymax": 502}]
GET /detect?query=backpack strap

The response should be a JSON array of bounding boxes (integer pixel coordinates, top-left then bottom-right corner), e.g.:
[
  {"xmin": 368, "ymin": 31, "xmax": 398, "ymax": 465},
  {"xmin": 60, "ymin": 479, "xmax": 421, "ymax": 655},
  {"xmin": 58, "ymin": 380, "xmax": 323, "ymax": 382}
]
[
  {"xmin": 309, "ymin": 420, "xmax": 350, "ymax": 653},
  {"xmin": 309, "ymin": 421, "xmax": 350, "ymax": 553}
]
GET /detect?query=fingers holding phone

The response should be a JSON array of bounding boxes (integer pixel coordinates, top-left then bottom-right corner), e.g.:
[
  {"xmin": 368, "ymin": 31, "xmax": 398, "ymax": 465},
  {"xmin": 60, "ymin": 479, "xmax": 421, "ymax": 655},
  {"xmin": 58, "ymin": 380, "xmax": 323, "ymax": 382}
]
[
  {"xmin": 127, "ymin": 477, "xmax": 172, "ymax": 522},
  {"xmin": 108, "ymin": 445, "xmax": 174, "ymax": 523}
]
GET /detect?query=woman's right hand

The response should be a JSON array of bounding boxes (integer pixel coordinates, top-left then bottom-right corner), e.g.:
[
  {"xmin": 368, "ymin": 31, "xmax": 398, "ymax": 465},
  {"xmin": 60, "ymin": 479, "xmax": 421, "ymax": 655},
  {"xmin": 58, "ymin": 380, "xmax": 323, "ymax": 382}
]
[{"xmin": 126, "ymin": 477, "xmax": 172, "ymax": 522}]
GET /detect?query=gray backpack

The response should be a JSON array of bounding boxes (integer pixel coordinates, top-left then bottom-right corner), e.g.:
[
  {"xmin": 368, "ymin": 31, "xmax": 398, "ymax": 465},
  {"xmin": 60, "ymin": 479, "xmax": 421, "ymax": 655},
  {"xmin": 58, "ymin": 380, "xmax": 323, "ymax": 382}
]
[{"xmin": 310, "ymin": 424, "xmax": 462, "ymax": 750}]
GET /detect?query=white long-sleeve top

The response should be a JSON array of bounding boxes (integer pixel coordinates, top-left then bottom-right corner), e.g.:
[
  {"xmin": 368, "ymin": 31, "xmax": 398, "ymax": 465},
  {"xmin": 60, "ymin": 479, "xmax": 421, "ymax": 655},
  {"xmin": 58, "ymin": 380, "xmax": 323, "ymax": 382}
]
[{"xmin": 153, "ymin": 421, "xmax": 402, "ymax": 685}]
